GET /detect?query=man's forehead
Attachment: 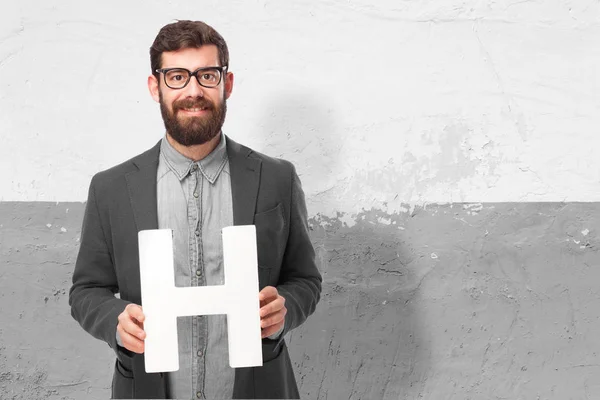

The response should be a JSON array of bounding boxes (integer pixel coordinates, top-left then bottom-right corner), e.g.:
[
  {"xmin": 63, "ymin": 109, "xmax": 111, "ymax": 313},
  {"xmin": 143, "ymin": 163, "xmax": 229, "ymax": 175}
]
[{"xmin": 160, "ymin": 45, "xmax": 221, "ymax": 68}]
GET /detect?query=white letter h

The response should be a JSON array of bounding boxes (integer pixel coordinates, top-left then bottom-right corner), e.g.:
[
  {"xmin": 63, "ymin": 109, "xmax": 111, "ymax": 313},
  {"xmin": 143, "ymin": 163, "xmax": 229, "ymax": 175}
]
[{"xmin": 138, "ymin": 226, "xmax": 263, "ymax": 373}]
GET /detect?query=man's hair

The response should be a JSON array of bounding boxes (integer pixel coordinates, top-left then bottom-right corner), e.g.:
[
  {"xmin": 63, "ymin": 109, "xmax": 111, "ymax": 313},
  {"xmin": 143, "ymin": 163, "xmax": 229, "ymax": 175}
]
[{"xmin": 149, "ymin": 20, "xmax": 229, "ymax": 77}]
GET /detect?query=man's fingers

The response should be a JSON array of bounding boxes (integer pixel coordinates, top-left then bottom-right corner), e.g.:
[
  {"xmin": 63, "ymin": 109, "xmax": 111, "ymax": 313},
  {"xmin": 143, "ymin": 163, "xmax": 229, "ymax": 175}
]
[
  {"xmin": 133, "ymin": 319, "xmax": 145, "ymax": 330},
  {"xmin": 122, "ymin": 318, "xmax": 146, "ymax": 341},
  {"xmin": 126, "ymin": 303, "xmax": 145, "ymax": 323},
  {"xmin": 260, "ymin": 308, "xmax": 286, "ymax": 329},
  {"xmin": 260, "ymin": 295, "xmax": 285, "ymax": 317},
  {"xmin": 118, "ymin": 306, "xmax": 146, "ymax": 341},
  {"xmin": 118, "ymin": 325, "xmax": 145, "ymax": 354},
  {"xmin": 258, "ymin": 286, "xmax": 277, "ymax": 302},
  {"xmin": 116, "ymin": 304, "xmax": 146, "ymax": 353}
]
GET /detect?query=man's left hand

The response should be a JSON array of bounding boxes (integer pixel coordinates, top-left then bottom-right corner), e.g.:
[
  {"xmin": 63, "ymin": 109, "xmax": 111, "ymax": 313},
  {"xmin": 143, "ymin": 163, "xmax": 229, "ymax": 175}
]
[{"xmin": 259, "ymin": 286, "xmax": 286, "ymax": 338}]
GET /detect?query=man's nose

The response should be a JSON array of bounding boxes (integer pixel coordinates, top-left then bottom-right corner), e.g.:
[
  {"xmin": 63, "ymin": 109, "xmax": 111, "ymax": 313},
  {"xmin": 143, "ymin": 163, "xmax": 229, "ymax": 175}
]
[{"xmin": 184, "ymin": 75, "xmax": 204, "ymax": 97}]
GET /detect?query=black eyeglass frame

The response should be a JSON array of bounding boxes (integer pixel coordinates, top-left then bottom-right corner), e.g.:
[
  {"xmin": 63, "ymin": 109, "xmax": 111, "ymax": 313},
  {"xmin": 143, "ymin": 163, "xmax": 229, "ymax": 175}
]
[{"xmin": 155, "ymin": 66, "xmax": 228, "ymax": 89}]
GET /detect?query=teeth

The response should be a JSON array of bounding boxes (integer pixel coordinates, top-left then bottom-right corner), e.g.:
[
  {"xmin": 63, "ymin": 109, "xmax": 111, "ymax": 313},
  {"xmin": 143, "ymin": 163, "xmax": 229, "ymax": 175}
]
[{"xmin": 184, "ymin": 108, "xmax": 205, "ymax": 112}]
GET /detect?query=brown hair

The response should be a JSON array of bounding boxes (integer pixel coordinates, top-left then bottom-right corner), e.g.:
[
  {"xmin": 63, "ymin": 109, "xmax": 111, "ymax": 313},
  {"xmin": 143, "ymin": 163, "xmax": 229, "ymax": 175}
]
[{"xmin": 149, "ymin": 20, "xmax": 229, "ymax": 76}]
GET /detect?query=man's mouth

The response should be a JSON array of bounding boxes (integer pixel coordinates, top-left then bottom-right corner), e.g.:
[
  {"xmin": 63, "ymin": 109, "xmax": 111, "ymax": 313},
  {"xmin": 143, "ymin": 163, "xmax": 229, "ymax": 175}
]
[{"xmin": 180, "ymin": 107, "xmax": 209, "ymax": 113}]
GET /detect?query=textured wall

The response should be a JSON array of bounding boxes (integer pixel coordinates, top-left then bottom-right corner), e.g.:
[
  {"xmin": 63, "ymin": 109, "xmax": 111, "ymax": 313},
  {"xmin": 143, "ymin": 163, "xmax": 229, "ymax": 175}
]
[
  {"xmin": 2, "ymin": 202, "xmax": 599, "ymax": 399},
  {"xmin": 1, "ymin": 1, "xmax": 599, "ymax": 207},
  {"xmin": 1, "ymin": 1, "xmax": 599, "ymax": 399}
]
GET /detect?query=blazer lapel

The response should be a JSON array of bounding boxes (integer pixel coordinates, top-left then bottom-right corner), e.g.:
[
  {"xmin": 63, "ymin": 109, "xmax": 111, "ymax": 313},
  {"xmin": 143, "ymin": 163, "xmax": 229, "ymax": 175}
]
[
  {"xmin": 226, "ymin": 135, "xmax": 261, "ymax": 226},
  {"xmin": 125, "ymin": 140, "xmax": 161, "ymax": 232},
  {"xmin": 125, "ymin": 135, "xmax": 260, "ymax": 231}
]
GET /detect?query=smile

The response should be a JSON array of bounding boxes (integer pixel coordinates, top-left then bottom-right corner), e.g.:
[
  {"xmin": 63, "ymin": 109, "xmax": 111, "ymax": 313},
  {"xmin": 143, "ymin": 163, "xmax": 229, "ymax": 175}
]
[{"xmin": 181, "ymin": 107, "xmax": 208, "ymax": 113}]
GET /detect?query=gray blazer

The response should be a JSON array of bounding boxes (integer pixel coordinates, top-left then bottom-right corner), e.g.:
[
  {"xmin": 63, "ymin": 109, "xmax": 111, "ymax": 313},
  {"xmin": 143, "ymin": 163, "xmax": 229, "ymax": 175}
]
[{"xmin": 69, "ymin": 136, "xmax": 322, "ymax": 399}]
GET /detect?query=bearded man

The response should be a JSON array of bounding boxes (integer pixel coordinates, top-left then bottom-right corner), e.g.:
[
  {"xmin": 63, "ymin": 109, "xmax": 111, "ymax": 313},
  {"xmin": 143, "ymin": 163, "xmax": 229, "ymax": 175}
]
[{"xmin": 68, "ymin": 20, "xmax": 322, "ymax": 400}]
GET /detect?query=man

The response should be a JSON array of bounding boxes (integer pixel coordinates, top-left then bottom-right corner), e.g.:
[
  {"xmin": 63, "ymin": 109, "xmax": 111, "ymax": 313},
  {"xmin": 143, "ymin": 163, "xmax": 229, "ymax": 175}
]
[{"xmin": 69, "ymin": 20, "xmax": 322, "ymax": 399}]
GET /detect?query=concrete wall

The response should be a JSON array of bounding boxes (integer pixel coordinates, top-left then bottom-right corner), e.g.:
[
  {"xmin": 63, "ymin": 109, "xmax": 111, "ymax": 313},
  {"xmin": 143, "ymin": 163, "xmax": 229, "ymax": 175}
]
[{"xmin": 1, "ymin": 1, "xmax": 599, "ymax": 399}]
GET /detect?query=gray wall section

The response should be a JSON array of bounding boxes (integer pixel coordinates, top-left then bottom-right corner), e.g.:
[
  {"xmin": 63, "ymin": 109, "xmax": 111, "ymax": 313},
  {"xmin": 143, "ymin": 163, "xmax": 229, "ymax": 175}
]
[{"xmin": 0, "ymin": 202, "xmax": 599, "ymax": 399}]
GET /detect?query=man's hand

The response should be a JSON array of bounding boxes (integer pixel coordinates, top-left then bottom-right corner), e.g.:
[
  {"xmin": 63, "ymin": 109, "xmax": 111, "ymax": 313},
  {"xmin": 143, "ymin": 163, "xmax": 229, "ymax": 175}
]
[
  {"xmin": 117, "ymin": 303, "xmax": 146, "ymax": 353},
  {"xmin": 259, "ymin": 286, "xmax": 286, "ymax": 339}
]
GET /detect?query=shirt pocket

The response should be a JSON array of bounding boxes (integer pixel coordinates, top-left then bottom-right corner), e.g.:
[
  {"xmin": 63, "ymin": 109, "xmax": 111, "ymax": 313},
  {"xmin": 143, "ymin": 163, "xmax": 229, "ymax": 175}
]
[{"xmin": 254, "ymin": 203, "xmax": 286, "ymax": 276}]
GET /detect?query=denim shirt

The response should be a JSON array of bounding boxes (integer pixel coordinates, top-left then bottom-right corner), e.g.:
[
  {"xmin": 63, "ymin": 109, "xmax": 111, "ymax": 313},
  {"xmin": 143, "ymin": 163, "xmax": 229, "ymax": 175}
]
[
  {"xmin": 155, "ymin": 133, "xmax": 282, "ymax": 399},
  {"xmin": 156, "ymin": 132, "xmax": 234, "ymax": 399}
]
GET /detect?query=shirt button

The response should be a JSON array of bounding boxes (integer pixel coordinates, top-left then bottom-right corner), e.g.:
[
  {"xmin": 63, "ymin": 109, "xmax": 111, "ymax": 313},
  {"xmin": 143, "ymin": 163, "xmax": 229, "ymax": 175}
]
[
  {"xmin": 196, "ymin": 391, "xmax": 202, "ymax": 398},
  {"xmin": 191, "ymin": 164, "xmax": 198, "ymax": 172},
  {"xmin": 196, "ymin": 270, "xmax": 202, "ymax": 276},
  {"xmin": 197, "ymin": 350, "xmax": 203, "ymax": 357},
  {"xmin": 195, "ymin": 230, "xmax": 200, "ymax": 236},
  {"xmin": 193, "ymin": 192, "xmax": 199, "ymax": 198}
]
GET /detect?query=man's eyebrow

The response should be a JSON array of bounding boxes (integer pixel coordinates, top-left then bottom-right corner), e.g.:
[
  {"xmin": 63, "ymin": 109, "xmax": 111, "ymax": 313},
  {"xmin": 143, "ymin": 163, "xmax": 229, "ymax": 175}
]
[{"xmin": 161, "ymin": 64, "xmax": 221, "ymax": 69}]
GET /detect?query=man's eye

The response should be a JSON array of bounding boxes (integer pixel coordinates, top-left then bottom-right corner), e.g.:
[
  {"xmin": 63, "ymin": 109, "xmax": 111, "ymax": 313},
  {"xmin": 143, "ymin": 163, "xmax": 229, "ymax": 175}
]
[{"xmin": 166, "ymin": 71, "xmax": 188, "ymax": 82}]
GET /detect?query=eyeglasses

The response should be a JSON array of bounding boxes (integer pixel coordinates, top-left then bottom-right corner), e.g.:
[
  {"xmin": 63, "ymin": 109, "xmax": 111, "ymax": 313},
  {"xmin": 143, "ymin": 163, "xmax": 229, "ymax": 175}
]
[{"xmin": 155, "ymin": 66, "xmax": 228, "ymax": 89}]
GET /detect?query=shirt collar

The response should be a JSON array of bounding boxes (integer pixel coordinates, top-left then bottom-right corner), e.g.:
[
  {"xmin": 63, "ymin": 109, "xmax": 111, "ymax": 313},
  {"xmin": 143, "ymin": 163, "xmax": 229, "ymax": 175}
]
[{"xmin": 159, "ymin": 132, "xmax": 228, "ymax": 184}]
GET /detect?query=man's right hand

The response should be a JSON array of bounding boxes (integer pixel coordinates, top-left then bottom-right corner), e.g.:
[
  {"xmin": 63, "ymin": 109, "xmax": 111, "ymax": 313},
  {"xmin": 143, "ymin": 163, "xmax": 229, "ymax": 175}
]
[{"xmin": 117, "ymin": 303, "xmax": 146, "ymax": 354}]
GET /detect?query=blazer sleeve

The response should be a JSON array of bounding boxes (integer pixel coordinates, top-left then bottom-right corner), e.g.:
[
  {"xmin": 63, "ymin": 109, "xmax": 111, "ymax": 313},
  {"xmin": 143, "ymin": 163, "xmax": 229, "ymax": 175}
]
[
  {"xmin": 69, "ymin": 175, "xmax": 131, "ymax": 353},
  {"xmin": 274, "ymin": 163, "xmax": 322, "ymax": 347}
]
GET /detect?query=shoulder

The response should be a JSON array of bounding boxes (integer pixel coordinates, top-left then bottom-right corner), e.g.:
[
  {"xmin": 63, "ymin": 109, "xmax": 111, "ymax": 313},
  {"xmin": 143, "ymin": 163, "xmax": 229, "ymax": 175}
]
[
  {"xmin": 90, "ymin": 140, "xmax": 161, "ymax": 189},
  {"xmin": 251, "ymin": 148, "xmax": 295, "ymax": 173},
  {"xmin": 227, "ymin": 136, "xmax": 296, "ymax": 177}
]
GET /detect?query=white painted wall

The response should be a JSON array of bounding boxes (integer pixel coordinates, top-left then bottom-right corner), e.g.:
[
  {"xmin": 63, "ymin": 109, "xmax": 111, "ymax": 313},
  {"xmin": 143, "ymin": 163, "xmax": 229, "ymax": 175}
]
[{"xmin": 1, "ymin": 1, "xmax": 599, "ymax": 217}]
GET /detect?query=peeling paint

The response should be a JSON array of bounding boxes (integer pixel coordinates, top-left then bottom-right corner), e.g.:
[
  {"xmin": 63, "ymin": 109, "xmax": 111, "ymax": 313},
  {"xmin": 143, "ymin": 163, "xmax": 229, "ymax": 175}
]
[{"xmin": 9, "ymin": 201, "xmax": 600, "ymax": 398}]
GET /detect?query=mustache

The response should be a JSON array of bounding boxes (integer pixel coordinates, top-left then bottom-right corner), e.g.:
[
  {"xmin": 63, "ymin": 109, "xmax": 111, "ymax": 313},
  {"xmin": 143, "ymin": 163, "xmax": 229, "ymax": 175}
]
[{"xmin": 173, "ymin": 98, "xmax": 214, "ymax": 111}]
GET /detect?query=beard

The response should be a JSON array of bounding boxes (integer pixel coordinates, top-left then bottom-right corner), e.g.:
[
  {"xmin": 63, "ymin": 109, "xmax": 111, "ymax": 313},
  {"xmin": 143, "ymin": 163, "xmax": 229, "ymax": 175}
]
[{"xmin": 159, "ymin": 89, "xmax": 227, "ymax": 147}]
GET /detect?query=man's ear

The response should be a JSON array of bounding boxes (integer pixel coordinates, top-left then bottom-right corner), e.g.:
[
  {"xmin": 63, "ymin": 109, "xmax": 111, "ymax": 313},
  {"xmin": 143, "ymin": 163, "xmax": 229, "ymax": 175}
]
[
  {"xmin": 224, "ymin": 71, "xmax": 234, "ymax": 100},
  {"xmin": 148, "ymin": 74, "xmax": 160, "ymax": 103}
]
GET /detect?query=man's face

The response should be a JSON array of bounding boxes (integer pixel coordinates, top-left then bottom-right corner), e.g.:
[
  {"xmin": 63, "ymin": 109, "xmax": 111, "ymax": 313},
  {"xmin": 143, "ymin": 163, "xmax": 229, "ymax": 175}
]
[{"xmin": 148, "ymin": 45, "xmax": 233, "ymax": 146}]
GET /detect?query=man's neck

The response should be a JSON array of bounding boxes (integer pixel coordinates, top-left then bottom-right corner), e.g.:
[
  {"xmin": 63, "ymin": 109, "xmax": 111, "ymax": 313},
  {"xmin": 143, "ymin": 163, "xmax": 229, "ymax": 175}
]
[{"xmin": 166, "ymin": 132, "xmax": 222, "ymax": 162}]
